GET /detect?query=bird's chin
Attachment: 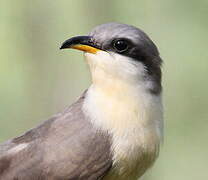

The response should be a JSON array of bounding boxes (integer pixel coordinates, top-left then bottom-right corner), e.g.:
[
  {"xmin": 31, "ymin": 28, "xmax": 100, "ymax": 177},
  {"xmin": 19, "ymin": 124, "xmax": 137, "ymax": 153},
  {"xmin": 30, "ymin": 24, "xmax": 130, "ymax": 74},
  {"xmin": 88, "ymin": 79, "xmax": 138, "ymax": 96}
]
[
  {"xmin": 84, "ymin": 51, "xmax": 96, "ymax": 60},
  {"xmin": 84, "ymin": 50, "xmax": 110, "ymax": 66},
  {"xmin": 84, "ymin": 50, "xmax": 106, "ymax": 57},
  {"xmin": 84, "ymin": 52, "xmax": 94, "ymax": 57}
]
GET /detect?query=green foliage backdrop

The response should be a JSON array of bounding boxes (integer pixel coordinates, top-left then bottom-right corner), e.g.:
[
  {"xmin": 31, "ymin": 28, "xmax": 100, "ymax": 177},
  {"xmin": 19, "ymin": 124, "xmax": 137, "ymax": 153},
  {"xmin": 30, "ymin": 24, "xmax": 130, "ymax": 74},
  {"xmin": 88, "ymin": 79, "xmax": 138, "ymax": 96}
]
[{"xmin": 0, "ymin": 0, "xmax": 208, "ymax": 179}]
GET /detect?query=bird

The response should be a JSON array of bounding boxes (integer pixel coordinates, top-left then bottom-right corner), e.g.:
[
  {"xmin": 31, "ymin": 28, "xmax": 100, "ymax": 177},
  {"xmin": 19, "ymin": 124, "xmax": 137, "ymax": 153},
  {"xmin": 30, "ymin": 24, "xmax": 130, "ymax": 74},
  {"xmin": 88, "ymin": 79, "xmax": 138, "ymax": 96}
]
[{"xmin": 0, "ymin": 22, "xmax": 163, "ymax": 180}]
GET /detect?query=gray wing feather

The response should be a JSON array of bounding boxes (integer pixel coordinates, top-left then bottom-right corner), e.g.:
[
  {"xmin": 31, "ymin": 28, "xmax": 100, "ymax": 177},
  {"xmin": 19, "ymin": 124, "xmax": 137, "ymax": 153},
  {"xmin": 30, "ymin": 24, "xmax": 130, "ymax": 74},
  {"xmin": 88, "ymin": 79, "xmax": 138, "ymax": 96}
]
[{"xmin": 0, "ymin": 92, "xmax": 112, "ymax": 180}]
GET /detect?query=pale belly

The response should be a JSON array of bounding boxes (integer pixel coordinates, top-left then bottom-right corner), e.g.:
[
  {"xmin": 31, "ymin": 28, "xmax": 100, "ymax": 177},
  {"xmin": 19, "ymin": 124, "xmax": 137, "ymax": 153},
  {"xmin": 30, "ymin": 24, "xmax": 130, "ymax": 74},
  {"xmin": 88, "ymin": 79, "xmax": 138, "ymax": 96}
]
[{"xmin": 103, "ymin": 144, "xmax": 159, "ymax": 180}]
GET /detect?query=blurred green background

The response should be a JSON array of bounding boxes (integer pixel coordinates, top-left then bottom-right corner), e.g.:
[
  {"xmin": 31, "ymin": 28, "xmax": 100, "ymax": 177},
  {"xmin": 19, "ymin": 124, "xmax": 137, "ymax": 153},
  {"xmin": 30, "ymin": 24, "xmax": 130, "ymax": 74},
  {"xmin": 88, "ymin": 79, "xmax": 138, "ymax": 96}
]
[{"xmin": 0, "ymin": 0, "xmax": 208, "ymax": 179}]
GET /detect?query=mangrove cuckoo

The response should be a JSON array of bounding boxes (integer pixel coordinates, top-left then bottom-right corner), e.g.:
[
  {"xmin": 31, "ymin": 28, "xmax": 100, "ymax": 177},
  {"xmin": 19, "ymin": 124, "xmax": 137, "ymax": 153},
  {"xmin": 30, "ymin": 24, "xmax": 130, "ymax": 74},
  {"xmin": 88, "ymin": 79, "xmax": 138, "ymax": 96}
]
[{"xmin": 0, "ymin": 22, "xmax": 163, "ymax": 180}]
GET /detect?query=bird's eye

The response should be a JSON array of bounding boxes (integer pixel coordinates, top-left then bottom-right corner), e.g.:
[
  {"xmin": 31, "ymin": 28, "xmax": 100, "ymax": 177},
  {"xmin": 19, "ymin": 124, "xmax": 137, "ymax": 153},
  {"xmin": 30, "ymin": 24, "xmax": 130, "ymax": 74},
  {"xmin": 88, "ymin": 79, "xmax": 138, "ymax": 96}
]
[{"xmin": 113, "ymin": 39, "xmax": 129, "ymax": 52}]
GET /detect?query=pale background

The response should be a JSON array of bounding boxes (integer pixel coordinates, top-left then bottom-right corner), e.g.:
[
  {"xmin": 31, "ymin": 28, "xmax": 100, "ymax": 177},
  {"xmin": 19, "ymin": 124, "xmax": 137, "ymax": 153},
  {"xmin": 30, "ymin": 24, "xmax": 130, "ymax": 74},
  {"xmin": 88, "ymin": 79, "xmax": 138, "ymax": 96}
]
[{"xmin": 0, "ymin": 0, "xmax": 208, "ymax": 179}]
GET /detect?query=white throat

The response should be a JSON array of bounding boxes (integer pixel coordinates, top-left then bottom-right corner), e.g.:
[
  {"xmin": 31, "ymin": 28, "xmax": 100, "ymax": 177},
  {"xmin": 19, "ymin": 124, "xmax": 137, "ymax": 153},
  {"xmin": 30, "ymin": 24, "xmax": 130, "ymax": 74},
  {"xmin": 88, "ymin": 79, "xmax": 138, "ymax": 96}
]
[{"xmin": 82, "ymin": 51, "xmax": 163, "ymax": 179}]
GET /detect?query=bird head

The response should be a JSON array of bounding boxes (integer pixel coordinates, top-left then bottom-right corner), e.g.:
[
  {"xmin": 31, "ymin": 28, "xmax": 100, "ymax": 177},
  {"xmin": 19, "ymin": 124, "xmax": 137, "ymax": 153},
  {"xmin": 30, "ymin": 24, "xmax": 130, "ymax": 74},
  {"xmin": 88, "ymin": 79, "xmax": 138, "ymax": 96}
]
[{"xmin": 60, "ymin": 22, "xmax": 162, "ymax": 95}]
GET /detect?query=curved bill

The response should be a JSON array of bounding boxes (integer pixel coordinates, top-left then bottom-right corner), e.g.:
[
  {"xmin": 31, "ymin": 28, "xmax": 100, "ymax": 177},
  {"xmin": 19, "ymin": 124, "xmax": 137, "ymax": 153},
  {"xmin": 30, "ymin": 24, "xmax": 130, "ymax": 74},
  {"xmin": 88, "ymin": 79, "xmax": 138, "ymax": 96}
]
[{"xmin": 60, "ymin": 36, "xmax": 100, "ymax": 54}]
